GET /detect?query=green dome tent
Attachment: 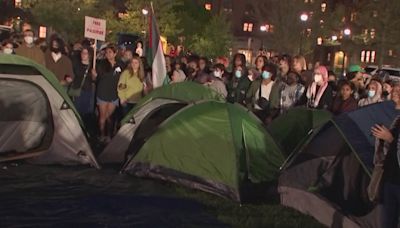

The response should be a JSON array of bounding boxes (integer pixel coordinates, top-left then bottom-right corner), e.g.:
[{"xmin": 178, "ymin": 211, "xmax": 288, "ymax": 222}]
[
  {"xmin": 121, "ymin": 82, "xmax": 226, "ymax": 124},
  {"xmin": 121, "ymin": 101, "xmax": 285, "ymax": 202},
  {"xmin": 0, "ymin": 54, "xmax": 99, "ymax": 167},
  {"xmin": 100, "ymin": 82, "xmax": 225, "ymax": 164},
  {"xmin": 268, "ymin": 108, "xmax": 332, "ymax": 157},
  {"xmin": 279, "ymin": 102, "xmax": 398, "ymax": 228}
]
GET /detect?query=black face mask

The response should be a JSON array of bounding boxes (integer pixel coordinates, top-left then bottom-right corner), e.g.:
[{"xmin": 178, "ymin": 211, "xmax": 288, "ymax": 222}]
[
  {"xmin": 382, "ymin": 91, "xmax": 390, "ymax": 97},
  {"xmin": 51, "ymin": 47, "xmax": 61, "ymax": 54},
  {"xmin": 286, "ymin": 78, "xmax": 295, "ymax": 85},
  {"xmin": 187, "ymin": 67, "xmax": 196, "ymax": 75}
]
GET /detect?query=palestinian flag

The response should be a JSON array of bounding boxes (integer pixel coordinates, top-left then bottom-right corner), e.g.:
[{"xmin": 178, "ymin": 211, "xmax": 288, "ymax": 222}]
[{"xmin": 147, "ymin": 5, "xmax": 166, "ymax": 88}]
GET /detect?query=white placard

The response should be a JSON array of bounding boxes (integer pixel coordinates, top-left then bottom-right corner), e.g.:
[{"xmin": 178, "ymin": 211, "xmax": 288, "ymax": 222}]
[{"xmin": 84, "ymin": 16, "xmax": 106, "ymax": 41}]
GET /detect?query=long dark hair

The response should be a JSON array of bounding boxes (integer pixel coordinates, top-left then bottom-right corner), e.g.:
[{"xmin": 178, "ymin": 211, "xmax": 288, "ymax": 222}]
[{"xmin": 232, "ymin": 53, "xmax": 246, "ymax": 69}]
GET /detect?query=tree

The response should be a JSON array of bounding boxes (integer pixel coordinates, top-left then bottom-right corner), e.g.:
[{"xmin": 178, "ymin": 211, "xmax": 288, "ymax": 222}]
[
  {"xmin": 248, "ymin": 0, "xmax": 345, "ymax": 56},
  {"xmin": 105, "ymin": 0, "xmax": 183, "ymax": 42},
  {"xmin": 249, "ymin": 0, "xmax": 310, "ymax": 55},
  {"xmin": 28, "ymin": 0, "xmax": 109, "ymax": 42},
  {"xmin": 355, "ymin": 0, "xmax": 400, "ymax": 66},
  {"xmin": 188, "ymin": 13, "xmax": 233, "ymax": 59}
]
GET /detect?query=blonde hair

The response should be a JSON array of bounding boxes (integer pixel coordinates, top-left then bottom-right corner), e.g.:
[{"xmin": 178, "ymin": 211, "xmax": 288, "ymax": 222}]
[
  {"xmin": 293, "ymin": 55, "xmax": 307, "ymax": 71},
  {"xmin": 127, "ymin": 56, "xmax": 145, "ymax": 82}
]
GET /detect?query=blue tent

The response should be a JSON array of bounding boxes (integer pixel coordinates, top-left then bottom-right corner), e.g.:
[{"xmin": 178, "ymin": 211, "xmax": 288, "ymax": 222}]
[{"xmin": 279, "ymin": 101, "xmax": 399, "ymax": 228}]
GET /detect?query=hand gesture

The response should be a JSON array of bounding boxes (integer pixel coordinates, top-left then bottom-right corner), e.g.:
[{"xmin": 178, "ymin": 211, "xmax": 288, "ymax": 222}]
[{"xmin": 371, "ymin": 124, "xmax": 394, "ymax": 143}]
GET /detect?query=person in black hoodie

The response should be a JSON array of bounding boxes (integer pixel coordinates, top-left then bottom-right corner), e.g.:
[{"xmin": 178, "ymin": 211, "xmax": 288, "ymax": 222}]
[{"xmin": 91, "ymin": 44, "xmax": 124, "ymax": 142}]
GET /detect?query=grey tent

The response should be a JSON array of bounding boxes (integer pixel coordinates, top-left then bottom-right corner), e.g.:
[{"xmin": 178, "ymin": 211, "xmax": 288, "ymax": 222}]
[
  {"xmin": 0, "ymin": 54, "xmax": 99, "ymax": 167},
  {"xmin": 278, "ymin": 102, "xmax": 399, "ymax": 228}
]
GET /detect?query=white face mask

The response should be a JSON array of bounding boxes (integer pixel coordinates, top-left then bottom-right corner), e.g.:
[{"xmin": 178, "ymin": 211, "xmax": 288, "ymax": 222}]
[
  {"xmin": 368, "ymin": 90, "xmax": 376, "ymax": 98},
  {"xmin": 3, "ymin": 48, "xmax": 13, "ymax": 54},
  {"xmin": 214, "ymin": 71, "xmax": 222, "ymax": 78},
  {"xmin": 314, "ymin": 74, "xmax": 323, "ymax": 83},
  {"xmin": 24, "ymin": 36, "xmax": 34, "ymax": 45}
]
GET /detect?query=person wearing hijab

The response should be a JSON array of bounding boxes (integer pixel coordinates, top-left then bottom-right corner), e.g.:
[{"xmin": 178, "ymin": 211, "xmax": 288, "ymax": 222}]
[
  {"xmin": 358, "ymin": 80, "xmax": 383, "ymax": 107},
  {"xmin": 303, "ymin": 65, "xmax": 333, "ymax": 109}
]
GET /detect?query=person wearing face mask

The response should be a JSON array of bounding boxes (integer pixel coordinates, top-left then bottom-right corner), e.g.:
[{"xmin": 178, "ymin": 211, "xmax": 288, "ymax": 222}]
[
  {"xmin": 204, "ymin": 64, "xmax": 227, "ymax": 98},
  {"xmin": 382, "ymin": 79, "xmax": 394, "ymax": 101},
  {"xmin": 301, "ymin": 65, "xmax": 333, "ymax": 109},
  {"xmin": 44, "ymin": 36, "xmax": 74, "ymax": 86},
  {"xmin": 15, "ymin": 30, "xmax": 45, "ymax": 66},
  {"xmin": 330, "ymin": 80, "xmax": 358, "ymax": 115},
  {"xmin": 358, "ymin": 80, "xmax": 383, "ymax": 107},
  {"xmin": 185, "ymin": 55, "xmax": 200, "ymax": 81},
  {"xmin": 280, "ymin": 71, "xmax": 305, "ymax": 113},
  {"xmin": 1, "ymin": 40, "xmax": 14, "ymax": 54},
  {"xmin": 212, "ymin": 63, "xmax": 229, "ymax": 86},
  {"xmin": 226, "ymin": 65, "xmax": 250, "ymax": 104},
  {"xmin": 245, "ymin": 65, "xmax": 276, "ymax": 121}
]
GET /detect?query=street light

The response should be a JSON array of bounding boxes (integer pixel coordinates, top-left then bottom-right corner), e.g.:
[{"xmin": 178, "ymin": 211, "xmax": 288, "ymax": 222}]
[
  {"xmin": 300, "ymin": 13, "xmax": 309, "ymax": 22},
  {"xmin": 342, "ymin": 28, "xmax": 351, "ymax": 76},
  {"xmin": 299, "ymin": 13, "xmax": 308, "ymax": 54},
  {"xmin": 260, "ymin": 25, "xmax": 267, "ymax": 49},
  {"xmin": 344, "ymin": 28, "xmax": 351, "ymax": 36},
  {"xmin": 142, "ymin": 9, "xmax": 149, "ymax": 15},
  {"xmin": 332, "ymin": 35, "xmax": 338, "ymax": 41}
]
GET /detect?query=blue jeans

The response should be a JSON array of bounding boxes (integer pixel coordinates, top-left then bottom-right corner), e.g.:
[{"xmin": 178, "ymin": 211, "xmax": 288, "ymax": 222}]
[
  {"xmin": 74, "ymin": 90, "xmax": 94, "ymax": 116},
  {"xmin": 382, "ymin": 182, "xmax": 400, "ymax": 228}
]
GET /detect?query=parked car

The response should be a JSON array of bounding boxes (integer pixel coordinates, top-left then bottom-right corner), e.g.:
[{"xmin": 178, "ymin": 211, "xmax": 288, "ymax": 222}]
[{"xmin": 365, "ymin": 65, "xmax": 400, "ymax": 82}]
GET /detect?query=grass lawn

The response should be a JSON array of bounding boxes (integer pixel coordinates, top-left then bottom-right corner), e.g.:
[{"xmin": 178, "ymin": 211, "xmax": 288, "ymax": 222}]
[{"xmin": 171, "ymin": 183, "xmax": 325, "ymax": 228}]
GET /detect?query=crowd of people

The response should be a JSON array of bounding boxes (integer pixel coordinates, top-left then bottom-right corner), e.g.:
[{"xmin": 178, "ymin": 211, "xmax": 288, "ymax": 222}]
[
  {"xmin": 1, "ymin": 28, "xmax": 400, "ymax": 227},
  {"xmin": 1, "ymin": 30, "xmax": 399, "ymax": 138}
]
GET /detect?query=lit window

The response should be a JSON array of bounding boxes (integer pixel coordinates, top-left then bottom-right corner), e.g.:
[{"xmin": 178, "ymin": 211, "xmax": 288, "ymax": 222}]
[
  {"xmin": 306, "ymin": 28, "xmax": 312, "ymax": 37},
  {"xmin": 317, "ymin": 37, "xmax": 323, "ymax": 45},
  {"xmin": 370, "ymin": 29, "xmax": 376, "ymax": 39},
  {"xmin": 248, "ymin": 23, "xmax": 253, "ymax": 32},
  {"xmin": 366, "ymin": 51, "xmax": 371, "ymax": 62},
  {"xmin": 389, "ymin": 50, "xmax": 393, "ymax": 56},
  {"xmin": 361, "ymin": 51, "xmax": 366, "ymax": 62},
  {"xmin": 243, "ymin": 23, "xmax": 248, "ymax": 31},
  {"xmin": 205, "ymin": 3, "xmax": 212, "ymax": 11},
  {"xmin": 320, "ymin": 20, "xmax": 324, "ymax": 24},
  {"xmin": 39, "ymin": 26, "xmax": 47, "ymax": 38},
  {"xmin": 363, "ymin": 29, "xmax": 368, "ymax": 35},
  {"xmin": 304, "ymin": 0, "xmax": 309, "ymax": 3},
  {"xmin": 15, "ymin": 0, "xmax": 22, "ymax": 8},
  {"xmin": 351, "ymin": 12, "xmax": 357, "ymax": 21},
  {"xmin": 269, "ymin": 25, "xmax": 274, "ymax": 33},
  {"xmin": 321, "ymin": 3, "xmax": 327, "ymax": 12},
  {"xmin": 371, "ymin": 51, "xmax": 376, "ymax": 63}
]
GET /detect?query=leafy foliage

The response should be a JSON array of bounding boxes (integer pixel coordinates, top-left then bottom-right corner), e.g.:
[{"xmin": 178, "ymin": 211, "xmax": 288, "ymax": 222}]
[
  {"xmin": 105, "ymin": 0, "xmax": 183, "ymax": 42},
  {"xmin": 28, "ymin": 0, "xmax": 109, "ymax": 42},
  {"xmin": 188, "ymin": 14, "xmax": 233, "ymax": 59}
]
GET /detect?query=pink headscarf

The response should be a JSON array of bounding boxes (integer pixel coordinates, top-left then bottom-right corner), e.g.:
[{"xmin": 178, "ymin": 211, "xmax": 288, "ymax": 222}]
[{"xmin": 306, "ymin": 66, "xmax": 329, "ymax": 108}]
